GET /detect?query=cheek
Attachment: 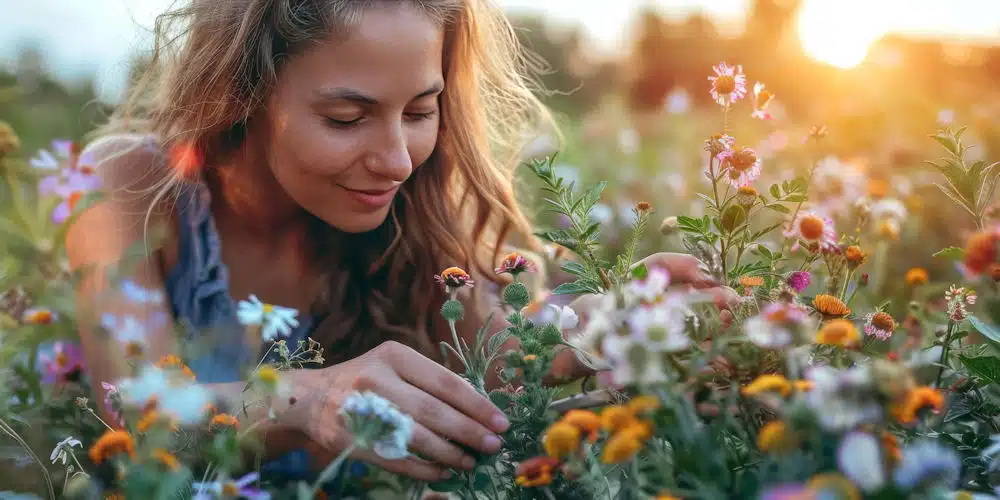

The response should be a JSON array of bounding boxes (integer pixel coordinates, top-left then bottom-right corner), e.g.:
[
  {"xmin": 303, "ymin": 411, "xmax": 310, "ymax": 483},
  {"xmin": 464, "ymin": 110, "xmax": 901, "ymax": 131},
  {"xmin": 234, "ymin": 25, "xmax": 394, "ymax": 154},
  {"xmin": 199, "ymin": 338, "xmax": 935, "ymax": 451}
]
[
  {"xmin": 409, "ymin": 121, "xmax": 440, "ymax": 170},
  {"xmin": 269, "ymin": 117, "xmax": 360, "ymax": 179}
]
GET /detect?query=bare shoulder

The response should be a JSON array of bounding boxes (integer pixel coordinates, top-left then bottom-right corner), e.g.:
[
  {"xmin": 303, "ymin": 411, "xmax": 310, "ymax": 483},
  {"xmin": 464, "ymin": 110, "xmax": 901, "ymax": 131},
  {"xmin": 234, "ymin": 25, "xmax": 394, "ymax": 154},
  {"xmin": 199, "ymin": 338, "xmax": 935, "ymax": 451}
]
[{"xmin": 66, "ymin": 133, "xmax": 180, "ymax": 271}]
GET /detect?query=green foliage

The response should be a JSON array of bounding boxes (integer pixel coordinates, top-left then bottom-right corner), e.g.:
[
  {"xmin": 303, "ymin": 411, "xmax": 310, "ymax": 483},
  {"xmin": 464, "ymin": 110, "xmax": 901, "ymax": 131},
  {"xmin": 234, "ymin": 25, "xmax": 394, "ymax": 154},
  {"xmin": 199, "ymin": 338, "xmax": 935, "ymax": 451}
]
[{"xmin": 927, "ymin": 127, "xmax": 1000, "ymax": 229}]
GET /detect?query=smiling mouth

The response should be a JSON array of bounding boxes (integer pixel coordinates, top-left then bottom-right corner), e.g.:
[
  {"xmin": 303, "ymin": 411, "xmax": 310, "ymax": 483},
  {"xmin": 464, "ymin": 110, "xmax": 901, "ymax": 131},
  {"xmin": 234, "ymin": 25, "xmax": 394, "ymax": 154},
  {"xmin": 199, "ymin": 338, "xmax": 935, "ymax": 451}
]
[{"xmin": 341, "ymin": 186, "xmax": 397, "ymax": 196}]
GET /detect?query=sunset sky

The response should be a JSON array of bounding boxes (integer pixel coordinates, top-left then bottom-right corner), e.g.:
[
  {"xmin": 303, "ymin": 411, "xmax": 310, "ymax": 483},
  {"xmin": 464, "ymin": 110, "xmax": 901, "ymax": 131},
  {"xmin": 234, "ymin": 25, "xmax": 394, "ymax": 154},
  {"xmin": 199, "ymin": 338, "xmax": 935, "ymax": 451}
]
[{"xmin": 1, "ymin": 0, "xmax": 998, "ymax": 100}]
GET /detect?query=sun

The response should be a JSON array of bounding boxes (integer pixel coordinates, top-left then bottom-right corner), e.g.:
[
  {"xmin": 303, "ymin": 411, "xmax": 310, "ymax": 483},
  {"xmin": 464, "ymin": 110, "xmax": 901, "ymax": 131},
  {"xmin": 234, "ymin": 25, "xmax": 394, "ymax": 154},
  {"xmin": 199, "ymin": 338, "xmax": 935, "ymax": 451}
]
[{"xmin": 796, "ymin": 0, "xmax": 887, "ymax": 68}]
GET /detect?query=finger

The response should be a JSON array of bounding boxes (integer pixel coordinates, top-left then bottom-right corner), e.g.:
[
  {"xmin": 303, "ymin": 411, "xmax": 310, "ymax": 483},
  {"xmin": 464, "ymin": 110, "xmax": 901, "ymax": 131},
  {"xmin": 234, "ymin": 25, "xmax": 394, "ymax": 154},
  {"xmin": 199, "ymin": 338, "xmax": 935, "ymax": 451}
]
[
  {"xmin": 667, "ymin": 284, "xmax": 740, "ymax": 310},
  {"xmin": 380, "ymin": 375, "xmax": 503, "ymax": 455},
  {"xmin": 352, "ymin": 448, "xmax": 448, "ymax": 482},
  {"xmin": 639, "ymin": 253, "xmax": 718, "ymax": 287},
  {"xmin": 407, "ymin": 418, "xmax": 478, "ymax": 470},
  {"xmin": 378, "ymin": 342, "xmax": 510, "ymax": 434}
]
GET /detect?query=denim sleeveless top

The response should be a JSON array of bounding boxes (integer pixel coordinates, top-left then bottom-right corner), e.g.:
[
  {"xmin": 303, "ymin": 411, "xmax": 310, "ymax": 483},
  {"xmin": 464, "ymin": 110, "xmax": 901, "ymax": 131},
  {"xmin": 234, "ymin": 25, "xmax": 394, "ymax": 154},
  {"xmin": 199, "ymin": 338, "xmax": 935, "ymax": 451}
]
[
  {"xmin": 163, "ymin": 180, "xmax": 318, "ymax": 382},
  {"xmin": 160, "ymin": 179, "xmax": 342, "ymax": 485}
]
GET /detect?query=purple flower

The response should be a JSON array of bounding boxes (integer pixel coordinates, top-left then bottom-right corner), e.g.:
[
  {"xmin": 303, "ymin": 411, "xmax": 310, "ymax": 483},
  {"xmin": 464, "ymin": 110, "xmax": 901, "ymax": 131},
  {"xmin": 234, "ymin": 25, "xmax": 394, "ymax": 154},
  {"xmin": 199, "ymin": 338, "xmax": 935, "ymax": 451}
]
[
  {"xmin": 759, "ymin": 484, "xmax": 812, "ymax": 500},
  {"xmin": 37, "ymin": 342, "xmax": 85, "ymax": 384},
  {"xmin": 787, "ymin": 271, "xmax": 812, "ymax": 293},
  {"xmin": 47, "ymin": 171, "xmax": 101, "ymax": 224},
  {"xmin": 193, "ymin": 472, "xmax": 270, "ymax": 500}
]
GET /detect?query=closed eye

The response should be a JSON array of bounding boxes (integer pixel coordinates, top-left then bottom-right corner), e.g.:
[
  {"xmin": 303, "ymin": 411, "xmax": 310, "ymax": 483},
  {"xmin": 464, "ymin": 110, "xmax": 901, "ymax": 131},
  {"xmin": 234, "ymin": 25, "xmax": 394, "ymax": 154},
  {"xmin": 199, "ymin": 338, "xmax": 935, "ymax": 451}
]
[{"xmin": 405, "ymin": 110, "xmax": 438, "ymax": 121}]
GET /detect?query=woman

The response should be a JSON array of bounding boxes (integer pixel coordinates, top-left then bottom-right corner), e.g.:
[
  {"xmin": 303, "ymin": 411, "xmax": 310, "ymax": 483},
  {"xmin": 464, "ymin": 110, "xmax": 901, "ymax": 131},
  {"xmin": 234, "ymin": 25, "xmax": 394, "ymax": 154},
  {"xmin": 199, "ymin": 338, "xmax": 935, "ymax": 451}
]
[{"xmin": 67, "ymin": 0, "xmax": 734, "ymax": 484}]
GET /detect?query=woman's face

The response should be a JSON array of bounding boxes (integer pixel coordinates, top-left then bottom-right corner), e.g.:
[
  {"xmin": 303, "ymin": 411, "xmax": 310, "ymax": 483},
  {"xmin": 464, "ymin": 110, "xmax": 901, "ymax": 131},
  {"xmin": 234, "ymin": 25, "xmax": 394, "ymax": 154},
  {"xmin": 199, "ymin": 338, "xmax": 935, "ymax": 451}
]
[{"xmin": 261, "ymin": 4, "xmax": 444, "ymax": 233}]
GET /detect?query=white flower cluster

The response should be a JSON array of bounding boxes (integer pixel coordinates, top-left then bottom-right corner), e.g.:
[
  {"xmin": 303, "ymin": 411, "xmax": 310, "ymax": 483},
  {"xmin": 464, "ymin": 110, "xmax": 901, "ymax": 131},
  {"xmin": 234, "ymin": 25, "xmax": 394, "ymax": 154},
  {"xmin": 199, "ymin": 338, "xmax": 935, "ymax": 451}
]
[
  {"xmin": 117, "ymin": 365, "xmax": 213, "ymax": 425},
  {"xmin": 568, "ymin": 268, "xmax": 700, "ymax": 387},
  {"xmin": 340, "ymin": 390, "xmax": 414, "ymax": 460},
  {"xmin": 804, "ymin": 366, "xmax": 883, "ymax": 432},
  {"xmin": 237, "ymin": 295, "xmax": 299, "ymax": 342}
]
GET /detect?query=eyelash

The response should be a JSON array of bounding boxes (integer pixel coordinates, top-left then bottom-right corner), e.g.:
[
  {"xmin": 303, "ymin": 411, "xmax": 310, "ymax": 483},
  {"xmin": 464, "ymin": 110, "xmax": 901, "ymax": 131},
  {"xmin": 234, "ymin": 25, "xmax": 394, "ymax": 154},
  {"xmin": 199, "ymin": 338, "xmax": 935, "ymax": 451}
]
[{"xmin": 326, "ymin": 110, "xmax": 438, "ymax": 129}]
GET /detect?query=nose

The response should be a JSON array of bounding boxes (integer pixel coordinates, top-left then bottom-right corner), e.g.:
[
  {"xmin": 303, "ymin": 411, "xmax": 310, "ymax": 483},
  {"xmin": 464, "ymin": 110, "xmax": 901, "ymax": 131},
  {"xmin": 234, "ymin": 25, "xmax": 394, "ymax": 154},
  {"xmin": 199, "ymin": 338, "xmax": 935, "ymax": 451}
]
[{"xmin": 365, "ymin": 121, "xmax": 413, "ymax": 183}]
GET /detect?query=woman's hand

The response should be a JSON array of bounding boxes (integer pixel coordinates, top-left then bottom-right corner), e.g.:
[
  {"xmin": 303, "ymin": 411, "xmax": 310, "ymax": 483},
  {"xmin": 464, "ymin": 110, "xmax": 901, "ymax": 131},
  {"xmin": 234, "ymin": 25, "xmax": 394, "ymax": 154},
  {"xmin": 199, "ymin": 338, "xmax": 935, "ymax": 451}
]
[
  {"xmin": 549, "ymin": 252, "xmax": 739, "ymax": 382},
  {"xmin": 287, "ymin": 341, "xmax": 510, "ymax": 481}
]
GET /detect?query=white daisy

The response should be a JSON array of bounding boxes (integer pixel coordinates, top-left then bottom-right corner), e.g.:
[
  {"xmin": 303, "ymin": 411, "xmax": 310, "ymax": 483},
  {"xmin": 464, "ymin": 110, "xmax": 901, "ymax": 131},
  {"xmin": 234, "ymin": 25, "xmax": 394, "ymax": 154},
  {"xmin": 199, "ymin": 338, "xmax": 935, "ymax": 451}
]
[
  {"xmin": 237, "ymin": 295, "xmax": 299, "ymax": 341},
  {"xmin": 547, "ymin": 304, "xmax": 579, "ymax": 331},
  {"xmin": 623, "ymin": 267, "xmax": 671, "ymax": 305},
  {"xmin": 837, "ymin": 432, "xmax": 886, "ymax": 492},
  {"xmin": 49, "ymin": 436, "xmax": 82, "ymax": 465}
]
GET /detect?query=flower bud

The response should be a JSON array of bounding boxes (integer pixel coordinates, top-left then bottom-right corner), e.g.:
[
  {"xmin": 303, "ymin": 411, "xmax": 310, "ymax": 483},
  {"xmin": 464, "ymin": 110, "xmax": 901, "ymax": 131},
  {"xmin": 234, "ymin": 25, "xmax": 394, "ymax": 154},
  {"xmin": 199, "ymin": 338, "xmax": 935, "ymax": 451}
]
[
  {"xmin": 503, "ymin": 282, "xmax": 531, "ymax": 311},
  {"xmin": 441, "ymin": 299, "xmax": 465, "ymax": 322},
  {"xmin": 659, "ymin": 216, "xmax": 679, "ymax": 235}
]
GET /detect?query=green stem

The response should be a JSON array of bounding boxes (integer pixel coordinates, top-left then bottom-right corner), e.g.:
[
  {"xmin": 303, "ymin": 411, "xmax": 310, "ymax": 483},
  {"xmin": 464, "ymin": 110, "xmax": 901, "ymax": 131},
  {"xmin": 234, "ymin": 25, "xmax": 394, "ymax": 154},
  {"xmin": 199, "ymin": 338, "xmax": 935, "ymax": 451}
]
[
  {"xmin": 312, "ymin": 443, "xmax": 357, "ymax": 495},
  {"xmin": 933, "ymin": 321, "xmax": 957, "ymax": 389},
  {"xmin": 839, "ymin": 270, "xmax": 854, "ymax": 302},
  {"xmin": 448, "ymin": 319, "xmax": 470, "ymax": 371},
  {"xmin": 0, "ymin": 417, "xmax": 55, "ymax": 500}
]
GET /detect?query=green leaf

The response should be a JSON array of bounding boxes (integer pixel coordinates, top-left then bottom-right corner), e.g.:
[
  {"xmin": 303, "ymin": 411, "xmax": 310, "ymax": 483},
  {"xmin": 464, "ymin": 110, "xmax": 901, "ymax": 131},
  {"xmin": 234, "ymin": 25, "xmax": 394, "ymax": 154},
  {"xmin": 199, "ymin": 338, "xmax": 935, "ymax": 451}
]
[
  {"xmin": 560, "ymin": 261, "xmax": 587, "ymax": 277},
  {"xmin": 552, "ymin": 280, "xmax": 596, "ymax": 295},
  {"xmin": 931, "ymin": 133, "xmax": 960, "ymax": 155},
  {"xmin": 968, "ymin": 316, "xmax": 1000, "ymax": 345},
  {"xmin": 473, "ymin": 472, "xmax": 491, "ymax": 491},
  {"xmin": 720, "ymin": 205, "xmax": 747, "ymax": 233},
  {"xmin": 933, "ymin": 246, "xmax": 965, "ymax": 261},
  {"xmin": 488, "ymin": 389, "xmax": 512, "ymax": 409},
  {"xmin": 765, "ymin": 204, "xmax": 791, "ymax": 214},
  {"xmin": 790, "ymin": 176, "xmax": 809, "ymax": 193},
  {"xmin": 958, "ymin": 355, "xmax": 1000, "ymax": 385},
  {"xmin": 154, "ymin": 468, "xmax": 193, "ymax": 500},
  {"xmin": 769, "ymin": 184, "xmax": 781, "ymax": 199},
  {"xmin": 784, "ymin": 194, "xmax": 807, "ymax": 203},
  {"xmin": 631, "ymin": 263, "xmax": 649, "ymax": 280}
]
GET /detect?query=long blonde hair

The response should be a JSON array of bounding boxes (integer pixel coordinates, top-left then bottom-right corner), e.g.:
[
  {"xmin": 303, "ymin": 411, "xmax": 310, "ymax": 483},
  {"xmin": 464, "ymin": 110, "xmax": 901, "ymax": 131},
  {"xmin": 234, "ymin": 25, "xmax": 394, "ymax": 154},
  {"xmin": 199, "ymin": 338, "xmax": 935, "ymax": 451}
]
[{"xmin": 98, "ymin": 0, "xmax": 555, "ymax": 362}]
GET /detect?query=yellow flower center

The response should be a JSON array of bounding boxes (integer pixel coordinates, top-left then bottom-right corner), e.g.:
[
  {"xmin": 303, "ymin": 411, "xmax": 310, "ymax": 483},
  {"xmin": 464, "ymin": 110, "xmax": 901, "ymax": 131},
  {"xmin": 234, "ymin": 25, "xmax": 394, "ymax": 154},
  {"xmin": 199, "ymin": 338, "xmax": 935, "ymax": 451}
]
[
  {"xmin": 757, "ymin": 421, "xmax": 797, "ymax": 453},
  {"xmin": 55, "ymin": 352, "xmax": 68, "ymax": 368},
  {"xmin": 905, "ymin": 268, "xmax": 929, "ymax": 286},
  {"xmin": 256, "ymin": 366, "xmax": 280, "ymax": 386},
  {"xmin": 798, "ymin": 215, "xmax": 825, "ymax": 241},
  {"xmin": 222, "ymin": 483, "xmax": 240, "ymax": 496},
  {"xmin": 713, "ymin": 75, "xmax": 736, "ymax": 95},
  {"xmin": 68, "ymin": 191, "xmax": 84, "ymax": 212},
  {"xmin": 742, "ymin": 374, "xmax": 792, "ymax": 397},
  {"xmin": 543, "ymin": 422, "xmax": 581, "ymax": 459},
  {"xmin": 263, "ymin": 304, "xmax": 274, "ymax": 314},
  {"xmin": 737, "ymin": 186, "xmax": 758, "ymax": 197}
]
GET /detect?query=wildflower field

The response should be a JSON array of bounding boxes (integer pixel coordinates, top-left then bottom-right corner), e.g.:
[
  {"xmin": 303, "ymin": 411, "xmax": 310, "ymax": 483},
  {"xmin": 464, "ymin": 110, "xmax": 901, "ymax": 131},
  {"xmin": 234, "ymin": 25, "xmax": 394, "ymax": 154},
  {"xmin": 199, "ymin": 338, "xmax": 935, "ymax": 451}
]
[{"xmin": 1, "ymin": 58, "xmax": 1000, "ymax": 500}]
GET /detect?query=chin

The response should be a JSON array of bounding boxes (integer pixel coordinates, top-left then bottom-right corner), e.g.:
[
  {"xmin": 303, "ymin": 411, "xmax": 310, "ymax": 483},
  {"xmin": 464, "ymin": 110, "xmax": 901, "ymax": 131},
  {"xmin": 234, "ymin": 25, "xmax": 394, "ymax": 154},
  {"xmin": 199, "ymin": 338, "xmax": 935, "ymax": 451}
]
[{"xmin": 323, "ymin": 208, "xmax": 392, "ymax": 234}]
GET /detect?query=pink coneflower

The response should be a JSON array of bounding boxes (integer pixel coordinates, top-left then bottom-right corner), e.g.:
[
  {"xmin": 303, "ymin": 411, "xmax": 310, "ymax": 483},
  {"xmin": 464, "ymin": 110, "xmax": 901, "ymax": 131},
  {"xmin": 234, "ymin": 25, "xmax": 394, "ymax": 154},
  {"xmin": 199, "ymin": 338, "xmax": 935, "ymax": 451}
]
[
  {"xmin": 784, "ymin": 212, "xmax": 837, "ymax": 252},
  {"xmin": 863, "ymin": 311, "xmax": 896, "ymax": 340},
  {"xmin": 495, "ymin": 252, "xmax": 537, "ymax": 276},
  {"xmin": 718, "ymin": 147, "xmax": 762, "ymax": 187},
  {"xmin": 751, "ymin": 82, "xmax": 775, "ymax": 120},
  {"xmin": 786, "ymin": 271, "xmax": 812, "ymax": 293},
  {"xmin": 38, "ymin": 342, "xmax": 85, "ymax": 384},
  {"xmin": 434, "ymin": 267, "xmax": 475, "ymax": 291},
  {"xmin": 708, "ymin": 62, "xmax": 747, "ymax": 106}
]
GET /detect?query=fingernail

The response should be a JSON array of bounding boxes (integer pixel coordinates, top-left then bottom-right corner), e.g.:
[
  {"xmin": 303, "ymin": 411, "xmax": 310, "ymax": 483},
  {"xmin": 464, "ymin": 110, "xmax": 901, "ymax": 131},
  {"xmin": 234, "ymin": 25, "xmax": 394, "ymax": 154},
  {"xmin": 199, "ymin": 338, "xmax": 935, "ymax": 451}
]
[
  {"xmin": 482, "ymin": 434, "xmax": 502, "ymax": 452},
  {"xmin": 461, "ymin": 456, "xmax": 477, "ymax": 469},
  {"xmin": 491, "ymin": 413, "xmax": 510, "ymax": 432},
  {"xmin": 440, "ymin": 470, "xmax": 453, "ymax": 480}
]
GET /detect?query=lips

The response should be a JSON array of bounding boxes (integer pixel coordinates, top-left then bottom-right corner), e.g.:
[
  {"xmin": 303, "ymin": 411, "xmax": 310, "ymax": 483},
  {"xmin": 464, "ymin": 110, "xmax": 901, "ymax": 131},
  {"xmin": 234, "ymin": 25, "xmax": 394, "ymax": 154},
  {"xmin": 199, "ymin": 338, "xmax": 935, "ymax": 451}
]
[{"xmin": 340, "ymin": 184, "xmax": 399, "ymax": 209}]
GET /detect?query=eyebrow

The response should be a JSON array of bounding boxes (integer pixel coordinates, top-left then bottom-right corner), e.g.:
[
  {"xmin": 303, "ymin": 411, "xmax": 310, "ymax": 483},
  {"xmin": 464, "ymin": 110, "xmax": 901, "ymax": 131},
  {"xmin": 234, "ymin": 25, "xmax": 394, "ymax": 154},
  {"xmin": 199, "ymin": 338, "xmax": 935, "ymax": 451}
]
[{"xmin": 313, "ymin": 82, "xmax": 444, "ymax": 105}]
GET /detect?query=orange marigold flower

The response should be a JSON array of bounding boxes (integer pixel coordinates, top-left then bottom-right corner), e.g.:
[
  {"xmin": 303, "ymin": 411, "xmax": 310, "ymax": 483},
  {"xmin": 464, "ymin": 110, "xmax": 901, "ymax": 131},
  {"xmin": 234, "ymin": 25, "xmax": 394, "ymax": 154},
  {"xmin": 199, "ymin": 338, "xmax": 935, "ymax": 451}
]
[
  {"xmin": 626, "ymin": 395, "xmax": 659, "ymax": 415},
  {"xmin": 743, "ymin": 374, "xmax": 793, "ymax": 397},
  {"xmin": 904, "ymin": 268, "xmax": 929, "ymax": 286},
  {"xmin": 22, "ymin": 307, "xmax": 55, "ymax": 325},
  {"xmin": 600, "ymin": 405, "xmax": 639, "ymax": 433},
  {"xmin": 543, "ymin": 421, "xmax": 581, "ymax": 459},
  {"xmin": 560, "ymin": 410, "xmax": 601, "ymax": 443},
  {"xmin": 816, "ymin": 319, "xmax": 860, "ymax": 348},
  {"xmin": 739, "ymin": 275, "xmax": 765, "ymax": 287},
  {"xmin": 210, "ymin": 413, "xmax": 240, "ymax": 430},
  {"xmin": 156, "ymin": 355, "xmax": 195, "ymax": 380},
  {"xmin": 793, "ymin": 380, "xmax": 814, "ymax": 392},
  {"xmin": 881, "ymin": 432, "xmax": 902, "ymax": 466},
  {"xmin": 636, "ymin": 201, "xmax": 652, "ymax": 212},
  {"xmin": 89, "ymin": 430, "xmax": 135, "ymax": 464},
  {"xmin": 964, "ymin": 229, "xmax": 999, "ymax": 275},
  {"xmin": 515, "ymin": 456, "xmax": 561, "ymax": 487},
  {"xmin": 757, "ymin": 421, "xmax": 798, "ymax": 453},
  {"xmin": 797, "ymin": 214, "xmax": 826, "ymax": 241},
  {"xmin": 892, "ymin": 386, "xmax": 944, "ymax": 424},
  {"xmin": 152, "ymin": 448, "xmax": 180, "ymax": 471},
  {"xmin": 522, "ymin": 354, "xmax": 537, "ymax": 362},
  {"xmin": 867, "ymin": 179, "xmax": 889, "ymax": 199},
  {"xmin": 844, "ymin": 245, "xmax": 866, "ymax": 266},
  {"xmin": 601, "ymin": 427, "xmax": 645, "ymax": 464},
  {"xmin": 434, "ymin": 266, "xmax": 474, "ymax": 290},
  {"xmin": 656, "ymin": 495, "xmax": 682, "ymax": 500},
  {"xmin": 812, "ymin": 294, "xmax": 851, "ymax": 319}
]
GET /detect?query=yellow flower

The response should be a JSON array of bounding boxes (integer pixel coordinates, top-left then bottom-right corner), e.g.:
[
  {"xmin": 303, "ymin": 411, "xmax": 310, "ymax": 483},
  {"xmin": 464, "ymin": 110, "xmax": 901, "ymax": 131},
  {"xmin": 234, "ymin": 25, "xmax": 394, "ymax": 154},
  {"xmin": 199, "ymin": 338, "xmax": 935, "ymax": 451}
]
[
  {"xmin": 255, "ymin": 366, "xmax": 280, "ymax": 387},
  {"xmin": 89, "ymin": 430, "xmax": 135, "ymax": 464},
  {"xmin": 742, "ymin": 374, "xmax": 792, "ymax": 398},
  {"xmin": 152, "ymin": 448, "xmax": 180, "ymax": 471},
  {"xmin": 793, "ymin": 380, "xmax": 814, "ymax": 393},
  {"xmin": 757, "ymin": 421, "xmax": 798, "ymax": 453},
  {"xmin": 892, "ymin": 386, "xmax": 944, "ymax": 424},
  {"xmin": 156, "ymin": 355, "xmax": 195, "ymax": 380},
  {"xmin": 561, "ymin": 410, "xmax": 601, "ymax": 443},
  {"xmin": 655, "ymin": 495, "xmax": 682, "ymax": 500},
  {"xmin": 210, "ymin": 413, "xmax": 240, "ymax": 430},
  {"xmin": 600, "ymin": 405, "xmax": 638, "ymax": 433},
  {"xmin": 626, "ymin": 395, "xmax": 659, "ymax": 415},
  {"xmin": 543, "ymin": 421, "xmax": 581, "ymax": 459},
  {"xmin": 522, "ymin": 354, "xmax": 537, "ymax": 362},
  {"xmin": 514, "ymin": 456, "xmax": 560, "ymax": 487},
  {"xmin": 905, "ymin": 267, "xmax": 929, "ymax": 286},
  {"xmin": 601, "ymin": 427, "xmax": 644, "ymax": 464},
  {"xmin": 807, "ymin": 473, "xmax": 860, "ymax": 500},
  {"xmin": 816, "ymin": 319, "xmax": 860, "ymax": 348},
  {"xmin": 739, "ymin": 275, "xmax": 765, "ymax": 287},
  {"xmin": 137, "ymin": 410, "xmax": 178, "ymax": 434},
  {"xmin": 812, "ymin": 294, "xmax": 851, "ymax": 319}
]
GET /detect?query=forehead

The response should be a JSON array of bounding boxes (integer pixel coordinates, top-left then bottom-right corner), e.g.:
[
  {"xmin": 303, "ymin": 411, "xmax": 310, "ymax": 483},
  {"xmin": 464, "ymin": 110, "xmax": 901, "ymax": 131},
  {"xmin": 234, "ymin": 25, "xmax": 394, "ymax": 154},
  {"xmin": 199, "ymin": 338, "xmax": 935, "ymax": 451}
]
[{"xmin": 282, "ymin": 5, "xmax": 446, "ymax": 99}]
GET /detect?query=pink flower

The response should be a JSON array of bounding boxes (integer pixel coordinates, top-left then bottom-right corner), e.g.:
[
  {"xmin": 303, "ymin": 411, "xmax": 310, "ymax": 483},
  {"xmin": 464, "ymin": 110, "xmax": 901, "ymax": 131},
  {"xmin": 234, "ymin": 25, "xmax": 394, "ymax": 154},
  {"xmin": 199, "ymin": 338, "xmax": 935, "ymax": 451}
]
[
  {"xmin": 784, "ymin": 212, "xmax": 837, "ymax": 252},
  {"xmin": 786, "ymin": 271, "xmax": 812, "ymax": 293},
  {"xmin": 717, "ymin": 147, "xmax": 762, "ymax": 187},
  {"xmin": 751, "ymin": 82, "xmax": 775, "ymax": 120},
  {"xmin": 495, "ymin": 252, "xmax": 537, "ymax": 276},
  {"xmin": 38, "ymin": 342, "xmax": 85, "ymax": 384},
  {"xmin": 708, "ymin": 62, "xmax": 748, "ymax": 106},
  {"xmin": 102, "ymin": 382, "xmax": 124, "ymax": 427}
]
